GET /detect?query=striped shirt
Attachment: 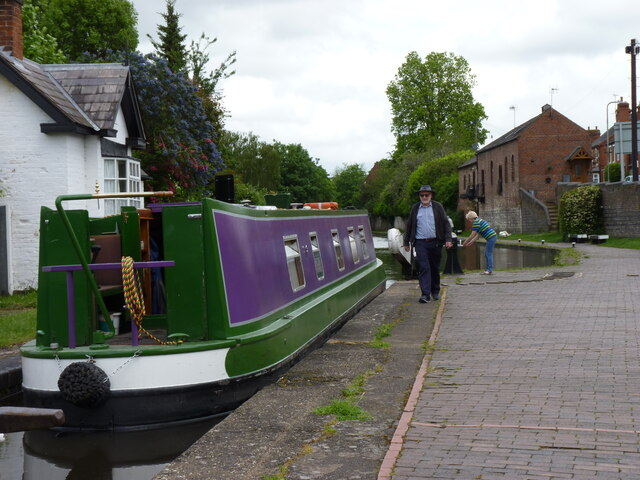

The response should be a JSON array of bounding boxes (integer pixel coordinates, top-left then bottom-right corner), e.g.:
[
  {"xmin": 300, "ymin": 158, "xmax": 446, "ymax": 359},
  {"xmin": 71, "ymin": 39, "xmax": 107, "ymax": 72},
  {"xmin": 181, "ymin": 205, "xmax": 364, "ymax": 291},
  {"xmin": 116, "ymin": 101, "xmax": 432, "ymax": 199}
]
[{"xmin": 472, "ymin": 218, "xmax": 497, "ymax": 240}]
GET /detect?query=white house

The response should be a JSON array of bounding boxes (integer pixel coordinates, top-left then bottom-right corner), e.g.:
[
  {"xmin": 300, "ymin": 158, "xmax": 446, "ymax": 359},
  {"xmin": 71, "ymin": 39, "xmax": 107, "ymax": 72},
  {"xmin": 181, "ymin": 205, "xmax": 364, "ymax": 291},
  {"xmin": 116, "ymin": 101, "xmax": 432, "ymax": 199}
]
[{"xmin": 0, "ymin": 0, "xmax": 146, "ymax": 294}]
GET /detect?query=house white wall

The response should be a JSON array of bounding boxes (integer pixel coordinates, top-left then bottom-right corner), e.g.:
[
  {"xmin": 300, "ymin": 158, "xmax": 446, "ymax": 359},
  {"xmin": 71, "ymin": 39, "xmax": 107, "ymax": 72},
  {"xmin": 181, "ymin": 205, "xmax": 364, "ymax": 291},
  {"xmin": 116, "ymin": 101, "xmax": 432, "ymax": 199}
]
[{"xmin": 0, "ymin": 76, "xmax": 101, "ymax": 292}]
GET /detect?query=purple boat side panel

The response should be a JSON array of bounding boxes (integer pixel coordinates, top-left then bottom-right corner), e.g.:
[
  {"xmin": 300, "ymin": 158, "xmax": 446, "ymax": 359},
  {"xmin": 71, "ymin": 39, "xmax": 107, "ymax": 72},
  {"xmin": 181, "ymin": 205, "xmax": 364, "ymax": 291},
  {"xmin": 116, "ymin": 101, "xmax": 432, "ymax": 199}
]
[{"xmin": 213, "ymin": 210, "xmax": 375, "ymax": 326}]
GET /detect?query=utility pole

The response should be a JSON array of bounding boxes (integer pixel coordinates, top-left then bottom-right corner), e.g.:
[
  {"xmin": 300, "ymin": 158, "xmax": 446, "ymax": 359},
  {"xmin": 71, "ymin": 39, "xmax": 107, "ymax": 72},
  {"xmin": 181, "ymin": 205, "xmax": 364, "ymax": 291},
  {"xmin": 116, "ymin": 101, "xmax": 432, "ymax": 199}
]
[
  {"xmin": 509, "ymin": 105, "xmax": 517, "ymax": 128},
  {"xmin": 626, "ymin": 39, "xmax": 639, "ymax": 181}
]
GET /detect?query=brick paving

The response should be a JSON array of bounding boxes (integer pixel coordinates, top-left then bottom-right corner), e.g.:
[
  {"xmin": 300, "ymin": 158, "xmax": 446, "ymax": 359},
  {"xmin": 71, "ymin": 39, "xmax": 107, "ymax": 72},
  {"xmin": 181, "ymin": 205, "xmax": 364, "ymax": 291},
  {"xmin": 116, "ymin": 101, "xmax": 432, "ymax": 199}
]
[{"xmin": 389, "ymin": 244, "xmax": 640, "ymax": 479}]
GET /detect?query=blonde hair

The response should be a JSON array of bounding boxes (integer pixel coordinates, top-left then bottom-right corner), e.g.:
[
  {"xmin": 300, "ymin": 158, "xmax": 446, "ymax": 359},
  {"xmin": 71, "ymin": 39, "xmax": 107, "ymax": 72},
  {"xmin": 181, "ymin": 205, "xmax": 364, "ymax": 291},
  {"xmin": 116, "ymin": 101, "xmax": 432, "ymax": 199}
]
[{"xmin": 465, "ymin": 210, "xmax": 478, "ymax": 220}]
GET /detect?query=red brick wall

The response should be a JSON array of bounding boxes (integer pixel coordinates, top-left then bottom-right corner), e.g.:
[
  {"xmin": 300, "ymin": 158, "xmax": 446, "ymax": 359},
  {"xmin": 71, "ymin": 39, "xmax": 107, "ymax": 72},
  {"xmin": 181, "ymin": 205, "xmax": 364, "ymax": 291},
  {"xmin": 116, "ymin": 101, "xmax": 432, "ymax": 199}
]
[{"xmin": 0, "ymin": 0, "xmax": 23, "ymax": 59}]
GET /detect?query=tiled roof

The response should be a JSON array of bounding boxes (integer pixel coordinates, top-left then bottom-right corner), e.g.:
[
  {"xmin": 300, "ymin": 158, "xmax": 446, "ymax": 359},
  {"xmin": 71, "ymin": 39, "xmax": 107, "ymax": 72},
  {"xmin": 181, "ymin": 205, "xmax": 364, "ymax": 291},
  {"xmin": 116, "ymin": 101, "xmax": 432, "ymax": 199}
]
[
  {"xmin": 476, "ymin": 115, "xmax": 539, "ymax": 154},
  {"xmin": 0, "ymin": 49, "xmax": 97, "ymax": 130},
  {"xmin": 44, "ymin": 63, "xmax": 129, "ymax": 130},
  {"xmin": 0, "ymin": 50, "xmax": 137, "ymax": 135}
]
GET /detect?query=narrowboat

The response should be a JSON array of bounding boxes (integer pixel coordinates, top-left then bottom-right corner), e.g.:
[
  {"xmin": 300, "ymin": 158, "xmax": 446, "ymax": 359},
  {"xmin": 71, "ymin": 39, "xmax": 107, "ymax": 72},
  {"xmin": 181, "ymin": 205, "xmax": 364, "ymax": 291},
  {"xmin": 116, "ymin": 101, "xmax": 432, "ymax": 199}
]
[{"xmin": 20, "ymin": 192, "xmax": 386, "ymax": 431}]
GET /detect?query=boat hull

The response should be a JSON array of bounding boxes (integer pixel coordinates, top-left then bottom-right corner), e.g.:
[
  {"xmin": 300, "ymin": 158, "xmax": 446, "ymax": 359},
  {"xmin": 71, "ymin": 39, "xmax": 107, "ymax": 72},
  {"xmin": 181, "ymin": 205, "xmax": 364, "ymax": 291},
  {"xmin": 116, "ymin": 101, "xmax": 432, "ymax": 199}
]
[{"xmin": 22, "ymin": 267, "xmax": 385, "ymax": 431}]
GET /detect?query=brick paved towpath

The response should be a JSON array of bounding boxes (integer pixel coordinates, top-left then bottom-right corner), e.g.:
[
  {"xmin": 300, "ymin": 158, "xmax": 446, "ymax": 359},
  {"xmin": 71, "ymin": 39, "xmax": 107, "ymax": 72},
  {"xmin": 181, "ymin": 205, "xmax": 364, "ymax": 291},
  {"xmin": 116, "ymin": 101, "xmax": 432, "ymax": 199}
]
[{"xmin": 382, "ymin": 243, "xmax": 640, "ymax": 480}]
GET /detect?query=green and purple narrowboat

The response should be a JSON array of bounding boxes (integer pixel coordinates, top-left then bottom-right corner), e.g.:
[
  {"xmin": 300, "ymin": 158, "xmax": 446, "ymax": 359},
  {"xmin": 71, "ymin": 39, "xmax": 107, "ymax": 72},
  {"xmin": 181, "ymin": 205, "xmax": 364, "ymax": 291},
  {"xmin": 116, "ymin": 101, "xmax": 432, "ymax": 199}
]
[{"xmin": 20, "ymin": 192, "xmax": 386, "ymax": 431}]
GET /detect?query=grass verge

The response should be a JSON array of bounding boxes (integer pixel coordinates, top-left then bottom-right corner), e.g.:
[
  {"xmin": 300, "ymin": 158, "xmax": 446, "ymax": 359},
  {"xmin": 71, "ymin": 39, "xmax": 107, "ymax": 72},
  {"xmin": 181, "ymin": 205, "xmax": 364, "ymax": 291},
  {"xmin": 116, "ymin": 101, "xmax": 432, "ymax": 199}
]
[{"xmin": 0, "ymin": 290, "xmax": 37, "ymax": 348}]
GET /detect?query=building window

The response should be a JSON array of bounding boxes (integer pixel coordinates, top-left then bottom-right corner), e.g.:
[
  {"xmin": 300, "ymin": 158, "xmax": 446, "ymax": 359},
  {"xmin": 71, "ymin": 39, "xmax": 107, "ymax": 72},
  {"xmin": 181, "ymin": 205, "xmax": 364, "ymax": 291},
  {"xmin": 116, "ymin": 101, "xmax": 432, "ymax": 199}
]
[
  {"xmin": 490, "ymin": 161, "xmax": 494, "ymax": 185},
  {"xmin": 504, "ymin": 158, "xmax": 508, "ymax": 184},
  {"xmin": 511, "ymin": 156, "xmax": 515, "ymax": 182},
  {"xmin": 309, "ymin": 233, "xmax": 324, "ymax": 280},
  {"xmin": 358, "ymin": 226, "xmax": 370, "ymax": 259},
  {"xmin": 332, "ymin": 230, "xmax": 345, "ymax": 271},
  {"xmin": 284, "ymin": 235, "xmax": 305, "ymax": 291},
  {"xmin": 104, "ymin": 158, "xmax": 142, "ymax": 216}
]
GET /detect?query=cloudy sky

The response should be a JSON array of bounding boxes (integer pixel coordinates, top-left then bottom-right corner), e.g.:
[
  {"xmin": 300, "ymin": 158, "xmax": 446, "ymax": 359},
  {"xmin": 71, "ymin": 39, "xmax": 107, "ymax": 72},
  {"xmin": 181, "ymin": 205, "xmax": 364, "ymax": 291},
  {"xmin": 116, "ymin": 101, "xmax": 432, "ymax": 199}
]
[{"xmin": 133, "ymin": 0, "xmax": 640, "ymax": 175}]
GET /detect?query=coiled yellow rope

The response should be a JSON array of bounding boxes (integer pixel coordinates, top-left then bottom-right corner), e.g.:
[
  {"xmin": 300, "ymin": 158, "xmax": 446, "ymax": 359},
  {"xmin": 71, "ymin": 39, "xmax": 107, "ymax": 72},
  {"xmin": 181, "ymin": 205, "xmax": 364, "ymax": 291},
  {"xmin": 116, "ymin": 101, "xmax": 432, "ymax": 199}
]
[{"xmin": 121, "ymin": 256, "xmax": 181, "ymax": 345}]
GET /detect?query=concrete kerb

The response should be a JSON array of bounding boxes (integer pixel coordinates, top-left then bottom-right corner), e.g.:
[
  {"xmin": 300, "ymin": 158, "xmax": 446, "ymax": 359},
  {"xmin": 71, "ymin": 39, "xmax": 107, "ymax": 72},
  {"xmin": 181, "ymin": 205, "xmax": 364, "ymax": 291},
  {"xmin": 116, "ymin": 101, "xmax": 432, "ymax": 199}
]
[{"xmin": 154, "ymin": 281, "xmax": 438, "ymax": 480}]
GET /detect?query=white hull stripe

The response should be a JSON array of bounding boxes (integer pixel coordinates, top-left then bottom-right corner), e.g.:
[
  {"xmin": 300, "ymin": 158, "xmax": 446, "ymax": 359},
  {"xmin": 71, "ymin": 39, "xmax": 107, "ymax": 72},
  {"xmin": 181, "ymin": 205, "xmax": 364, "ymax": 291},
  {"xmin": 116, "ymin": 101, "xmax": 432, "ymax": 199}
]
[{"xmin": 22, "ymin": 348, "xmax": 231, "ymax": 392}]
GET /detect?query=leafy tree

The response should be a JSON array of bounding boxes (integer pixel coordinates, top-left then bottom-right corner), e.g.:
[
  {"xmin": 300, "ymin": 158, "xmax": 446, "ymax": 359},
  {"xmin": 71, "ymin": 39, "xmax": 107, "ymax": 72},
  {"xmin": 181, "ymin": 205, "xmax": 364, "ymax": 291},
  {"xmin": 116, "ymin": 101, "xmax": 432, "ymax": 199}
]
[
  {"xmin": 148, "ymin": 0, "xmax": 188, "ymax": 73},
  {"xmin": 38, "ymin": 0, "xmax": 138, "ymax": 61},
  {"xmin": 22, "ymin": 0, "xmax": 67, "ymax": 63},
  {"xmin": 220, "ymin": 131, "xmax": 280, "ymax": 190},
  {"xmin": 386, "ymin": 51, "xmax": 487, "ymax": 157},
  {"xmin": 98, "ymin": 51, "xmax": 222, "ymax": 200},
  {"xmin": 276, "ymin": 143, "xmax": 336, "ymax": 203},
  {"xmin": 233, "ymin": 181, "xmax": 267, "ymax": 205},
  {"xmin": 371, "ymin": 155, "xmax": 425, "ymax": 217},
  {"xmin": 188, "ymin": 33, "xmax": 236, "ymax": 97},
  {"xmin": 407, "ymin": 150, "xmax": 475, "ymax": 214},
  {"xmin": 332, "ymin": 164, "xmax": 367, "ymax": 209}
]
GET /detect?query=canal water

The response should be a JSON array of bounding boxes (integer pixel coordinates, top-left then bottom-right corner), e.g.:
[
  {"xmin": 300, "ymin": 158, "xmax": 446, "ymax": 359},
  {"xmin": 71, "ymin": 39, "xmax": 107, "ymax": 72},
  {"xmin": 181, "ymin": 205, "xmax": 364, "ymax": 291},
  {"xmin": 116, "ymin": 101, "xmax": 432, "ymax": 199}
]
[
  {"xmin": 0, "ymin": 237, "xmax": 556, "ymax": 480},
  {"xmin": 373, "ymin": 235, "xmax": 557, "ymax": 284}
]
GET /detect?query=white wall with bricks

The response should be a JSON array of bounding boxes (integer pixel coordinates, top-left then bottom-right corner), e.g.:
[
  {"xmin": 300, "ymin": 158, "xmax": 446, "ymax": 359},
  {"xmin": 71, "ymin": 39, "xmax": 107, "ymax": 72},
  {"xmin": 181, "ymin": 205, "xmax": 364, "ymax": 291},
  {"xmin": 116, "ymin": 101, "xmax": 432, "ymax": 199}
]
[{"xmin": 0, "ymin": 76, "xmax": 102, "ymax": 292}]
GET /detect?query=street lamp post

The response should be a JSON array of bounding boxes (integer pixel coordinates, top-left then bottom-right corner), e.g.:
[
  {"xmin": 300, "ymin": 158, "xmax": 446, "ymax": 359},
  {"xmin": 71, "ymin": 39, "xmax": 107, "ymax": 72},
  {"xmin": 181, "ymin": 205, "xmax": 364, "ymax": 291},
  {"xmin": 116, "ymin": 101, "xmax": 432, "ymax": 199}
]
[
  {"xmin": 625, "ymin": 39, "xmax": 639, "ymax": 181},
  {"xmin": 606, "ymin": 99, "xmax": 621, "ymax": 182}
]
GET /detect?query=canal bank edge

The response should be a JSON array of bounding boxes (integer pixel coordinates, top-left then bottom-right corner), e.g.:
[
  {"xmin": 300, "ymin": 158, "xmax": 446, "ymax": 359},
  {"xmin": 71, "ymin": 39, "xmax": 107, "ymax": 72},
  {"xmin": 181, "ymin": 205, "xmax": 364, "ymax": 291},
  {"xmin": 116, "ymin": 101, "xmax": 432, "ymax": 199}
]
[{"xmin": 154, "ymin": 280, "xmax": 437, "ymax": 480}]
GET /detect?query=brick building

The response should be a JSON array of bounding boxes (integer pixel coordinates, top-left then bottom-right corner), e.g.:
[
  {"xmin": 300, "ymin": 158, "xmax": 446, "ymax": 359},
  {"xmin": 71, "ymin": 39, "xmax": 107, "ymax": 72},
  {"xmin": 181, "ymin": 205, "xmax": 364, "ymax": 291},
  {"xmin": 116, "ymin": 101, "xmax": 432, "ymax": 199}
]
[
  {"xmin": 458, "ymin": 105, "xmax": 600, "ymax": 233},
  {"xmin": 591, "ymin": 99, "xmax": 640, "ymax": 181}
]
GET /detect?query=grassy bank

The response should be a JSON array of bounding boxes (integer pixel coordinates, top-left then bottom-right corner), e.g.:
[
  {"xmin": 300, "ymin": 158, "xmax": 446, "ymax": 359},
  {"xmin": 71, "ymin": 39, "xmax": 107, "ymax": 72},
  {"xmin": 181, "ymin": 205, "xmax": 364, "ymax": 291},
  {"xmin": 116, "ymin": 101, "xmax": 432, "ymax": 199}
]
[{"xmin": 0, "ymin": 290, "xmax": 37, "ymax": 348}]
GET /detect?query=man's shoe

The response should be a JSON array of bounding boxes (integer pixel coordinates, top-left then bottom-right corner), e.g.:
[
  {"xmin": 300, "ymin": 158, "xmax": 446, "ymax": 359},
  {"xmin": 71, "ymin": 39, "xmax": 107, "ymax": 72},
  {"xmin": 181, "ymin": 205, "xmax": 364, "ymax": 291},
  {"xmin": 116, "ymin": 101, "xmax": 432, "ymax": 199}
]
[
  {"xmin": 419, "ymin": 295, "xmax": 430, "ymax": 303},
  {"xmin": 431, "ymin": 293, "xmax": 439, "ymax": 300}
]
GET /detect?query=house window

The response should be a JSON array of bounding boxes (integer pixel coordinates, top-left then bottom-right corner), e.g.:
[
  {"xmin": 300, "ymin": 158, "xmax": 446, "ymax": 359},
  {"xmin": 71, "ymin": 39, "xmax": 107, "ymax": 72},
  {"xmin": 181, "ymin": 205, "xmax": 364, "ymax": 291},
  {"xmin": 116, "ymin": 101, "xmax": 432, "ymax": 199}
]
[
  {"xmin": 511, "ymin": 156, "xmax": 515, "ymax": 181},
  {"xmin": 309, "ymin": 233, "xmax": 324, "ymax": 280},
  {"xmin": 104, "ymin": 158, "xmax": 142, "ymax": 216},
  {"xmin": 358, "ymin": 226, "xmax": 370, "ymax": 259},
  {"xmin": 332, "ymin": 229, "xmax": 345, "ymax": 271},
  {"xmin": 284, "ymin": 235, "xmax": 305, "ymax": 291},
  {"xmin": 490, "ymin": 161, "xmax": 494, "ymax": 185},
  {"xmin": 348, "ymin": 227, "xmax": 359, "ymax": 264},
  {"xmin": 498, "ymin": 166, "xmax": 503, "ymax": 195}
]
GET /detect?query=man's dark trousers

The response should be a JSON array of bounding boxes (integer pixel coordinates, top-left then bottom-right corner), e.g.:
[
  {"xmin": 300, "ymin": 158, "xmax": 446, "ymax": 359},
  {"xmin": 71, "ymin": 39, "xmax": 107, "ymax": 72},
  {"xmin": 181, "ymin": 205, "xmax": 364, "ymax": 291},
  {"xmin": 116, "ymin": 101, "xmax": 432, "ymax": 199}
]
[{"xmin": 414, "ymin": 239, "xmax": 442, "ymax": 298}]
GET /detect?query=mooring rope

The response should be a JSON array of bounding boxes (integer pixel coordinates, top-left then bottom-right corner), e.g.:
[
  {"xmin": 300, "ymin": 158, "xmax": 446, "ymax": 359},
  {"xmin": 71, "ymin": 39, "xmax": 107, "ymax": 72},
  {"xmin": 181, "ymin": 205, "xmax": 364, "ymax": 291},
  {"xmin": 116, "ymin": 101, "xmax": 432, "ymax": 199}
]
[{"xmin": 121, "ymin": 256, "xmax": 182, "ymax": 345}]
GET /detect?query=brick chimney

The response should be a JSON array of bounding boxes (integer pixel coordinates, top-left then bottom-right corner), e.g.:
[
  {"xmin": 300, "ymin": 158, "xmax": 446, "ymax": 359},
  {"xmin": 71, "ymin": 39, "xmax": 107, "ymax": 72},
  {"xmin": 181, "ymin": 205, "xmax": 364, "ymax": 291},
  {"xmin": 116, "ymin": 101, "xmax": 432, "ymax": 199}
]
[
  {"xmin": 616, "ymin": 99, "xmax": 630, "ymax": 122},
  {"xmin": 0, "ymin": 0, "xmax": 24, "ymax": 59}
]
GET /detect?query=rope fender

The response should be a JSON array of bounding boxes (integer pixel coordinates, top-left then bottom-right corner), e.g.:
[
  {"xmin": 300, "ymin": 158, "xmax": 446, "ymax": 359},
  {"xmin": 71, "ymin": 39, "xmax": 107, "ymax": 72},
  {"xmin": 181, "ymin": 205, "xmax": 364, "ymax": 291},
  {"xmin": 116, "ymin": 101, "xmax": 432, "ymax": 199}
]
[{"xmin": 58, "ymin": 362, "xmax": 110, "ymax": 407}]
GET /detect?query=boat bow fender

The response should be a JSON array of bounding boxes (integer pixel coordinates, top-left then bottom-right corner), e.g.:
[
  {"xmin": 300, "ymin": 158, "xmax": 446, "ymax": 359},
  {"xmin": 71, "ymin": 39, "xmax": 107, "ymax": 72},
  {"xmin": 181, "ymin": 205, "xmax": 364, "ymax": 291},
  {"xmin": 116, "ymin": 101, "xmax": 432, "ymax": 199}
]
[{"xmin": 57, "ymin": 362, "xmax": 111, "ymax": 407}]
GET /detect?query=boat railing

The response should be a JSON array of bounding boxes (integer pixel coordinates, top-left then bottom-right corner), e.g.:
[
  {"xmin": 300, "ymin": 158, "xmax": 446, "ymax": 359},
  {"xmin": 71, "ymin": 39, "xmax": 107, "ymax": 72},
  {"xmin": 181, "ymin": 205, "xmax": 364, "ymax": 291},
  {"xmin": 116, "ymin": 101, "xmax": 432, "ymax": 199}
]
[
  {"xmin": 42, "ymin": 260, "xmax": 175, "ymax": 348},
  {"xmin": 50, "ymin": 192, "xmax": 174, "ymax": 346}
]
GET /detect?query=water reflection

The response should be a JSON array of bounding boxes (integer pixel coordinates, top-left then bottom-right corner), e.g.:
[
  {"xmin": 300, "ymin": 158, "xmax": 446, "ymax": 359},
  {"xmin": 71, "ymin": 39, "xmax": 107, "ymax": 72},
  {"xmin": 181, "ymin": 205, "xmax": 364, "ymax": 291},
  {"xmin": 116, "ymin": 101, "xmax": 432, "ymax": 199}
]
[{"xmin": 0, "ymin": 418, "xmax": 221, "ymax": 480}]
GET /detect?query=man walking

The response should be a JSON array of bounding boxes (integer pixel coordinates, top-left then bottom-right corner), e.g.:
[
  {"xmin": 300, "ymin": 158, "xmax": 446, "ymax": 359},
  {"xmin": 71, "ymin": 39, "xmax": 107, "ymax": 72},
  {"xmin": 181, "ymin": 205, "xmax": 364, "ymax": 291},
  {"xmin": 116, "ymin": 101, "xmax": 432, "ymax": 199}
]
[{"xmin": 403, "ymin": 185, "xmax": 453, "ymax": 303}]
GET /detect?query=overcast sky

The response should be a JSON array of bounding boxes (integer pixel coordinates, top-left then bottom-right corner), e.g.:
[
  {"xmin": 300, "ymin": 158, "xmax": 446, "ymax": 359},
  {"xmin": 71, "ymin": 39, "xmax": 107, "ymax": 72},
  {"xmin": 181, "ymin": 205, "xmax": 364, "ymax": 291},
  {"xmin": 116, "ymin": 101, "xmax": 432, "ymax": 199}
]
[{"xmin": 133, "ymin": 0, "xmax": 640, "ymax": 175}]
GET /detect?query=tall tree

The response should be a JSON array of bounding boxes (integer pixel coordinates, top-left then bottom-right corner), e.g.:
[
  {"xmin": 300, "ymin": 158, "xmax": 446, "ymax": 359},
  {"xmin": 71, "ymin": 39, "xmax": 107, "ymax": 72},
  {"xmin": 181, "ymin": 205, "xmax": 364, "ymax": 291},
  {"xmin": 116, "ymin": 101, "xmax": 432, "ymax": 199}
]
[
  {"xmin": 332, "ymin": 164, "xmax": 367, "ymax": 209},
  {"xmin": 38, "ymin": 0, "xmax": 138, "ymax": 61},
  {"xmin": 220, "ymin": 131, "xmax": 281, "ymax": 190},
  {"xmin": 22, "ymin": 0, "xmax": 67, "ymax": 63},
  {"xmin": 98, "ymin": 51, "xmax": 223, "ymax": 200},
  {"xmin": 386, "ymin": 51, "xmax": 487, "ymax": 157},
  {"xmin": 149, "ymin": 0, "xmax": 188, "ymax": 73},
  {"xmin": 276, "ymin": 143, "xmax": 335, "ymax": 203}
]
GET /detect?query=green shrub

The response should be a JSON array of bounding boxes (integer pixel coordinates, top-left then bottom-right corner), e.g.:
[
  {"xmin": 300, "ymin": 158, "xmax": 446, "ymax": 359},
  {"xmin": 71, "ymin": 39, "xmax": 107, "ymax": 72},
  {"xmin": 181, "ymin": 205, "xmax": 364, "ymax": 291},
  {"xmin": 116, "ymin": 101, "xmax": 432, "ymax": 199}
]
[
  {"xmin": 604, "ymin": 162, "xmax": 622, "ymax": 182},
  {"xmin": 559, "ymin": 185, "xmax": 604, "ymax": 238}
]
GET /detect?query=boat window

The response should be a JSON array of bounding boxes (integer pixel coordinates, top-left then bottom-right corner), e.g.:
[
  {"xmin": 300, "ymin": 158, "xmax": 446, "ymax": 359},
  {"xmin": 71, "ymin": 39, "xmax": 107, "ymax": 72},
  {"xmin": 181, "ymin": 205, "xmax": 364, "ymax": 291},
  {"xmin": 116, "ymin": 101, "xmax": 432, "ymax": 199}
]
[
  {"xmin": 348, "ymin": 227, "xmax": 359, "ymax": 264},
  {"xmin": 358, "ymin": 225, "xmax": 369, "ymax": 259},
  {"xmin": 309, "ymin": 233, "xmax": 324, "ymax": 280},
  {"xmin": 283, "ymin": 236, "xmax": 305, "ymax": 291},
  {"xmin": 331, "ymin": 229, "xmax": 345, "ymax": 271}
]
